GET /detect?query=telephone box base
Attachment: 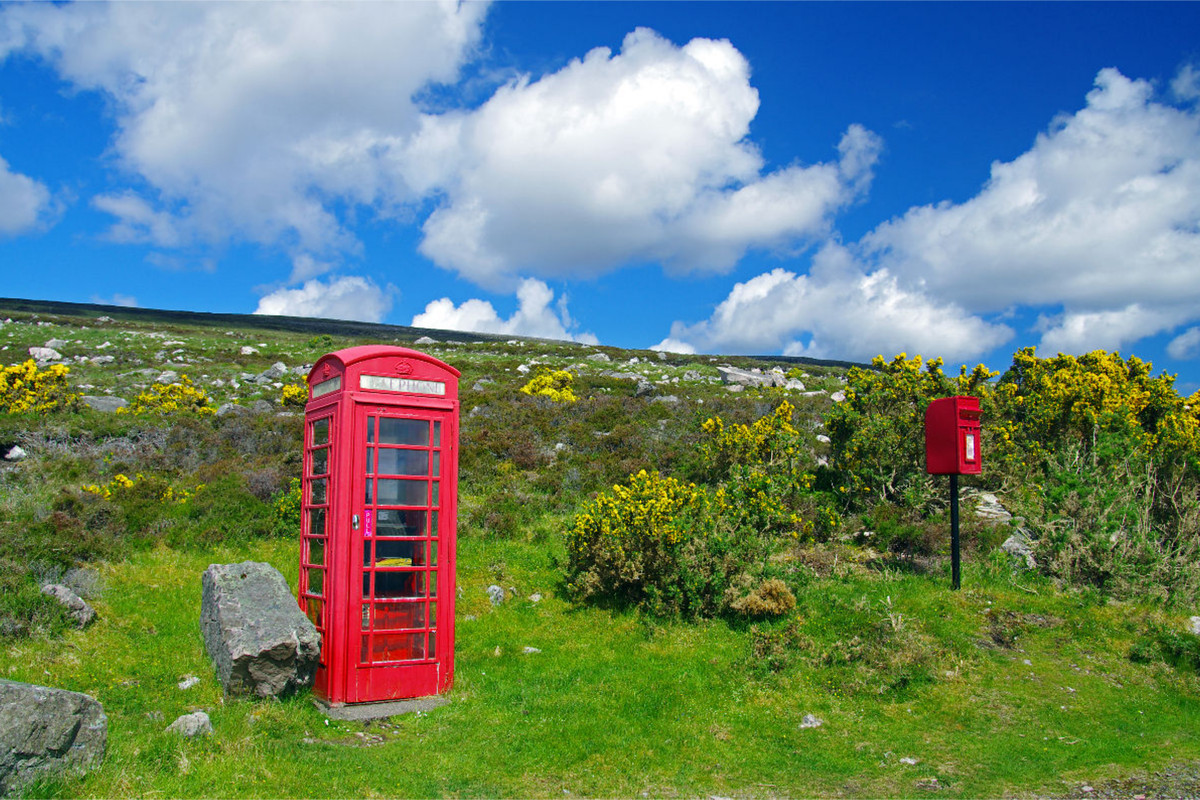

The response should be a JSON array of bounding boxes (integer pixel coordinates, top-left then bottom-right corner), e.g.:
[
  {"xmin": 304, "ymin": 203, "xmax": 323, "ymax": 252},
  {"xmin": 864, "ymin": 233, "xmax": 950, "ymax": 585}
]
[{"xmin": 313, "ymin": 695, "xmax": 449, "ymax": 721}]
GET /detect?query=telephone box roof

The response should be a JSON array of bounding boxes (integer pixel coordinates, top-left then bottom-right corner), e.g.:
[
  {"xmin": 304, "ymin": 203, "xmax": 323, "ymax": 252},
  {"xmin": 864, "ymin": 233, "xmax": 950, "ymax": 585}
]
[{"xmin": 308, "ymin": 345, "xmax": 461, "ymax": 382}]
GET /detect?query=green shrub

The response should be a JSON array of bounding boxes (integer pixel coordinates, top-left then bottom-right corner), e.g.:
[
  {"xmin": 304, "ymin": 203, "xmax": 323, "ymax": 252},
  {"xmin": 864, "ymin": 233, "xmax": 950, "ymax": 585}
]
[
  {"xmin": 120, "ymin": 376, "xmax": 215, "ymax": 416},
  {"xmin": 271, "ymin": 478, "xmax": 302, "ymax": 538}
]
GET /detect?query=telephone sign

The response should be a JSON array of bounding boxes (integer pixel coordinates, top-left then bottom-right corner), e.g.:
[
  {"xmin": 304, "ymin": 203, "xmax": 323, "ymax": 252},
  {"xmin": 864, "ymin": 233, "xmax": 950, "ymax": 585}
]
[{"xmin": 299, "ymin": 345, "xmax": 459, "ymax": 705}]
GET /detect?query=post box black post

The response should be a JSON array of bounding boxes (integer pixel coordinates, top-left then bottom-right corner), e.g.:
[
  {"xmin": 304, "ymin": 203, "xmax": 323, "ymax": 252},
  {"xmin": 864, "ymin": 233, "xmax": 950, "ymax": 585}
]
[{"xmin": 925, "ymin": 396, "xmax": 981, "ymax": 591}]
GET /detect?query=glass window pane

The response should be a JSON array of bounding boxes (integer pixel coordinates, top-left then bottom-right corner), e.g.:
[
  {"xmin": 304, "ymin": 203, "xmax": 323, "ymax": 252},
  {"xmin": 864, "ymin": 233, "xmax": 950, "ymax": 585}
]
[
  {"xmin": 373, "ymin": 602, "xmax": 424, "ymax": 630},
  {"xmin": 307, "ymin": 568, "xmax": 324, "ymax": 596},
  {"xmin": 432, "ymin": 451, "xmax": 440, "ymax": 477},
  {"xmin": 311, "ymin": 448, "xmax": 328, "ymax": 476},
  {"xmin": 367, "ymin": 417, "xmax": 374, "ymax": 444},
  {"xmin": 432, "ymin": 511, "xmax": 439, "ymax": 536},
  {"xmin": 373, "ymin": 632, "xmax": 425, "ymax": 661},
  {"xmin": 362, "ymin": 604, "xmax": 370, "ymax": 631},
  {"xmin": 432, "ymin": 482, "xmax": 439, "ymax": 507},
  {"xmin": 379, "ymin": 418, "xmax": 429, "ymax": 446},
  {"xmin": 377, "ymin": 509, "xmax": 426, "ymax": 537},
  {"xmin": 360, "ymin": 634, "xmax": 370, "ymax": 664},
  {"xmin": 305, "ymin": 598, "xmax": 323, "ymax": 628},
  {"xmin": 307, "ymin": 508, "xmax": 326, "ymax": 536},
  {"xmin": 377, "ymin": 449, "xmax": 429, "ymax": 476},
  {"xmin": 377, "ymin": 479, "xmax": 427, "ymax": 506},
  {"xmin": 362, "ymin": 541, "xmax": 372, "ymax": 567},
  {"xmin": 307, "ymin": 537, "xmax": 325, "ymax": 567},
  {"xmin": 374, "ymin": 539, "xmax": 420, "ymax": 566},
  {"xmin": 310, "ymin": 478, "xmax": 326, "ymax": 505},
  {"xmin": 430, "ymin": 572, "xmax": 438, "ymax": 598},
  {"xmin": 428, "ymin": 631, "xmax": 436, "ymax": 659},
  {"xmin": 433, "ymin": 421, "xmax": 441, "ymax": 447},
  {"xmin": 363, "ymin": 572, "xmax": 371, "ymax": 599},
  {"xmin": 312, "ymin": 418, "xmax": 329, "ymax": 446},
  {"xmin": 429, "ymin": 601, "xmax": 437, "ymax": 629},
  {"xmin": 375, "ymin": 571, "xmax": 424, "ymax": 599},
  {"xmin": 365, "ymin": 447, "xmax": 374, "ymax": 475},
  {"xmin": 364, "ymin": 479, "xmax": 373, "ymax": 505},
  {"xmin": 430, "ymin": 540, "xmax": 438, "ymax": 566}
]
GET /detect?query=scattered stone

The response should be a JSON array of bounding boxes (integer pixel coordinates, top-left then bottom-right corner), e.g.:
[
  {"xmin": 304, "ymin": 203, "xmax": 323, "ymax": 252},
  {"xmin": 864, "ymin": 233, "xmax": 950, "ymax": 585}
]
[
  {"xmin": 974, "ymin": 492, "xmax": 1013, "ymax": 523},
  {"xmin": 252, "ymin": 399, "xmax": 274, "ymax": 414},
  {"xmin": 240, "ymin": 346, "xmax": 259, "ymax": 355},
  {"xmin": 635, "ymin": 379, "xmax": 654, "ymax": 398},
  {"xmin": 652, "ymin": 395, "xmax": 680, "ymax": 404},
  {"xmin": 44, "ymin": 338, "xmax": 69, "ymax": 350},
  {"xmin": 4, "ymin": 445, "xmax": 27, "ymax": 462},
  {"xmin": 156, "ymin": 370, "xmax": 179, "ymax": 384},
  {"xmin": 0, "ymin": 681, "xmax": 107, "ymax": 795},
  {"xmin": 799, "ymin": 714, "xmax": 823, "ymax": 729},
  {"xmin": 472, "ymin": 379, "xmax": 495, "ymax": 391},
  {"xmin": 900, "ymin": 757, "xmax": 920, "ymax": 765},
  {"xmin": 257, "ymin": 362, "xmax": 288, "ymax": 382},
  {"xmin": 529, "ymin": 594, "xmax": 543, "ymax": 603},
  {"xmin": 522, "ymin": 647, "xmax": 541, "ymax": 655},
  {"xmin": 414, "ymin": 336, "xmax": 438, "ymax": 346},
  {"xmin": 816, "ymin": 434, "xmax": 831, "ymax": 444},
  {"xmin": 28, "ymin": 346, "xmax": 62, "ymax": 362},
  {"xmin": 41, "ymin": 584, "xmax": 96, "ymax": 628},
  {"xmin": 200, "ymin": 561, "xmax": 320, "ymax": 698},
  {"xmin": 81, "ymin": 396, "xmax": 128, "ymax": 412},
  {"xmin": 486, "ymin": 585, "xmax": 506, "ymax": 606},
  {"xmin": 718, "ymin": 365, "xmax": 777, "ymax": 388},
  {"xmin": 96, "ymin": 316, "xmax": 114, "ymax": 323},
  {"xmin": 915, "ymin": 777, "xmax": 941, "ymax": 791},
  {"xmin": 517, "ymin": 364, "xmax": 531, "ymax": 374},
  {"xmin": 683, "ymin": 370, "xmax": 702, "ymax": 381},
  {"xmin": 587, "ymin": 352, "xmax": 611, "ymax": 362},
  {"xmin": 89, "ymin": 355, "xmax": 115, "ymax": 365},
  {"xmin": 166, "ymin": 711, "xmax": 212, "ymax": 738},
  {"xmin": 178, "ymin": 676, "xmax": 200, "ymax": 691},
  {"xmin": 1189, "ymin": 617, "xmax": 1200, "ymax": 636},
  {"xmin": 830, "ymin": 391, "xmax": 847, "ymax": 403},
  {"xmin": 725, "ymin": 384, "xmax": 744, "ymax": 393},
  {"xmin": 785, "ymin": 379, "xmax": 806, "ymax": 391},
  {"xmin": 1000, "ymin": 528, "xmax": 1037, "ymax": 571}
]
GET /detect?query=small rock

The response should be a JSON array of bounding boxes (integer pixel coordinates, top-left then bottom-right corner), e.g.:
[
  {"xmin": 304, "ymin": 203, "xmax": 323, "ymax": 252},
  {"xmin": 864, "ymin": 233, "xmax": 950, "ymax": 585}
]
[
  {"xmin": 178, "ymin": 676, "xmax": 200, "ymax": 691},
  {"xmin": 216, "ymin": 403, "xmax": 249, "ymax": 417},
  {"xmin": 799, "ymin": 714, "xmax": 823, "ymax": 729},
  {"xmin": 517, "ymin": 364, "xmax": 531, "ymax": 374},
  {"xmin": 974, "ymin": 492, "xmax": 1013, "ymax": 523},
  {"xmin": 587, "ymin": 352, "xmax": 611, "ymax": 362},
  {"xmin": 252, "ymin": 399, "xmax": 274, "ymax": 414},
  {"xmin": 44, "ymin": 338, "xmax": 69, "ymax": 350},
  {"xmin": 635, "ymin": 379, "xmax": 654, "ymax": 398},
  {"xmin": 1001, "ymin": 529, "xmax": 1037, "ymax": 571},
  {"xmin": 651, "ymin": 395, "xmax": 680, "ymax": 404},
  {"xmin": 522, "ymin": 647, "xmax": 541, "ymax": 655},
  {"xmin": 899, "ymin": 757, "xmax": 920, "ymax": 765},
  {"xmin": 258, "ymin": 362, "xmax": 288, "ymax": 382},
  {"xmin": 41, "ymin": 584, "xmax": 95, "ymax": 628},
  {"xmin": 472, "ymin": 379, "xmax": 495, "ymax": 391},
  {"xmin": 240, "ymin": 346, "xmax": 259, "ymax": 355},
  {"xmin": 166, "ymin": 711, "xmax": 212, "ymax": 737},
  {"xmin": 830, "ymin": 391, "xmax": 846, "ymax": 403},
  {"xmin": 726, "ymin": 384, "xmax": 745, "ymax": 393},
  {"xmin": 492, "ymin": 646, "xmax": 502, "ymax": 657},
  {"xmin": 529, "ymin": 594, "xmax": 543, "ymax": 603},
  {"xmin": 27, "ymin": 346, "xmax": 62, "ymax": 362},
  {"xmin": 4, "ymin": 445, "xmax": 27, "ymax": 462},
  {"xmin": 1189, "ymin": 616, "xmax": 1200, "ymax": 636},
  {"xmin": 156, "ymin": 370, "xmax": 179, "ymax": 384},
  {"xmin": 816, "ymin": 434, "xmax": 831, "ymax": 444},
  {"xmin": 81, "ymin": 396, "xmax": 128, "ymax": 412},
  {"xmin": 89, "ymin": 355, "xmax": 115, "ymax": 365},
  {"xmin": 414, "ymin": 336, "xmax": 438, "ymax": 346},
  {"xmin": 486, "ymin": 585, "xmax": 506, "ymax": 606}
]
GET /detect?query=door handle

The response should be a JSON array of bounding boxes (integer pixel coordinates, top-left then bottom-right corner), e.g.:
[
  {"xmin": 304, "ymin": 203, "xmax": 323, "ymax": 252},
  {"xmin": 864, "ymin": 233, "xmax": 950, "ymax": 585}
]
[{"xmin": 352, "ymin": 514, "xmax": 360, "ymax": 530}]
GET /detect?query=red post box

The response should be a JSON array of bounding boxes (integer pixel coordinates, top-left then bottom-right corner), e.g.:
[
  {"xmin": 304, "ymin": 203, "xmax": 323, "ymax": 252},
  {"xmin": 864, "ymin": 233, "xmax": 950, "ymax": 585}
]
[
  {"xmin": 925, "ymin": 395, "xmax": 982, "ymax": 476},
  {"xmin": 298, "ymin": 345, "xmax": 459, "ymax": 705}
]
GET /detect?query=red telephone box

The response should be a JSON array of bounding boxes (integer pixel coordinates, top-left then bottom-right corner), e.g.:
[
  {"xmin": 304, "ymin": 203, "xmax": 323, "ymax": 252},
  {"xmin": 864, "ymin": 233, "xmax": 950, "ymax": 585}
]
[
  {"xmin": 299, "ymin": 345, "xmax": 459, "ymax": 705},
  {"xmin": 925, "ymin": 395, "xmax": 982, "ymax": 476}
]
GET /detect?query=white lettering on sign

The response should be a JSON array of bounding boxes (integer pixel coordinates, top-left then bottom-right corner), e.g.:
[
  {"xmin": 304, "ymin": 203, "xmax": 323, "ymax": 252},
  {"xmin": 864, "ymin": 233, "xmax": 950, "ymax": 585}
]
[
  {"xmin": 965, "ymin": 433, "xmax": 976, "ymax": 461},
  {"xmin": 361, "ymin": 374, "xmax": 446, "ymax": 396},
  {"xmin": 311, "ymin": 375, "xmax": 342, "ymax": 398}
]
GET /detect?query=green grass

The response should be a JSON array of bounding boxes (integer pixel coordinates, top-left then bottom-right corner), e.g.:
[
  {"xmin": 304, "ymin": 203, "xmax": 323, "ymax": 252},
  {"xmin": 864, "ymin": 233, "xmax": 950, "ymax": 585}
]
[{"xmin": 6, "ymin": 538, "xmax": 1200, "ymax": 798}]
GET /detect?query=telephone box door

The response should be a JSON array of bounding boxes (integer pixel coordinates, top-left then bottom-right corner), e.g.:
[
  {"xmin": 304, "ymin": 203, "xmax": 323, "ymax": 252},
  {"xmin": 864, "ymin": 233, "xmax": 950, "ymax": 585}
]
[{"xmin": 347, "ymin": 404, "xmax": 456, "ymax": 702}]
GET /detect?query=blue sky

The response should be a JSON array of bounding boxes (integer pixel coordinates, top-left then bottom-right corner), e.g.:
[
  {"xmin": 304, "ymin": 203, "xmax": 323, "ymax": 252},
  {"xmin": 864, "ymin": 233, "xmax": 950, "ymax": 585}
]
[{"xmin": 2, "ymin": 2, "xmax": 1200, "ymax": 391}]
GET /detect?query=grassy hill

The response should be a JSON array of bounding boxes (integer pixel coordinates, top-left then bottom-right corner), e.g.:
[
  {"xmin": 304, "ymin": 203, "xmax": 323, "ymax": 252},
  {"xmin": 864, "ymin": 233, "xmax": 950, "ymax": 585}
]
[{"xmin": 1, "ymin": 299, "xmax": 1198, "ymax": 798}]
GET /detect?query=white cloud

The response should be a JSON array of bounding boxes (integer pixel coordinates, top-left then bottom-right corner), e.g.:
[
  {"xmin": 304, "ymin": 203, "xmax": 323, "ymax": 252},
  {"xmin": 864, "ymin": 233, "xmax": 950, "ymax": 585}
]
[
  {"xmin": 415, "ymin": 28, "xmax": 880, "ymax": 288},
  {"xmin": 1168, "ymin": 326, "xmax": 1200, "ymax": 360},
  {"xmin": 665, "ymin": 65, "xmax": 1200, "ymax": 364},
  {"xmin": 662, "ymin": 254, "xmax": 1011, "ymax": 363},
  {"xmin": 412, "ymin": 278, "xmax": 598, "ymax": 343},
  {"xmin": 254, "ymin": 276, "xmax": 395, "ymax": 323},
  {"xmin": 1173, "ymin": 64, "xmax": 1200, "ymax": 103},
  {"xmin": 0, "ymin": 154, "xmax": 52, "ymax": 236},
  {"xmin": 90, "ymin": 293, "xmax": 138, "ymax": 308},
  {"xmin": 2, "ymin": 1, "xmax": 487, "ymax": 255},
  {"xmin": 861, "ymin": 68, "xmax": 1200, "ymax": 334}
]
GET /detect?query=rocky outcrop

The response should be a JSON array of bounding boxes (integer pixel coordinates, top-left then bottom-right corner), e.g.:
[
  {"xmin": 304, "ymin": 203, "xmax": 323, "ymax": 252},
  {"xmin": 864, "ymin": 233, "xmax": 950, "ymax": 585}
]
[
  {"xmin": 0, "ymin": 681, "xmax": 107, "ymax": 795},
  {"xmin": 40, "ymin": 584, "xmax": 96, "ymax": 628},
  {"xmin": 200, "ymin": 561, "xmax": 320, "ymax": 699}
]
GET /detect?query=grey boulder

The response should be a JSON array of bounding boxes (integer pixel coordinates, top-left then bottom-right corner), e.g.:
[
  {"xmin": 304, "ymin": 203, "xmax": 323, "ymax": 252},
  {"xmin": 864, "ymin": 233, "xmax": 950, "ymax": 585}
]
[
  {"xmin": 81, "ymin": 395, "xmax": 128, "ymax": 412},
  {"xmin": 0, "ymin": 681, "xmax": 107, "ymax": 796},
  {"xmin": 40, "ymin": 584, "xmax": 96, "ymax": 628},
  {"xmin": 165, "ymin": 711, "xmax": 212, "ymax": 738},
  {"xmin": 1000, "ymin": 528, "xmax": 1037, "ymax": 571},
  {"xmin": 200, "ymin": 561, "xmax": 320, "ymax": 698}
]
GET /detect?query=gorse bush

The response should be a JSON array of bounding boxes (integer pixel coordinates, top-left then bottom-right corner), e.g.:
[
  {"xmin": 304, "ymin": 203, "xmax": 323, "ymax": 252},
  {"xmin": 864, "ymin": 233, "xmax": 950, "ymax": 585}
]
[
  {"xmin": 120, "ymin": 376, "xmax": 215, "ymax": 416},
  {"xmin": 280, "ymin": 383, "xmax": 308, "ymax": 408},
  {"xmin": 520, "ymin": 368, "xmax": 578, "ymax": 403},
  {"xmin": 0, "ymin": 360, "xmax": 79, "ymax": 414}
]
